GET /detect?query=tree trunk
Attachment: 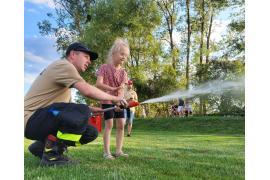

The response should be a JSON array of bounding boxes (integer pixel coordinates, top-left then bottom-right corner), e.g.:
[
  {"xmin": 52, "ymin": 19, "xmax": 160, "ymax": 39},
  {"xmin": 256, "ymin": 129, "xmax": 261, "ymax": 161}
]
[
  {"xmin": 186, "ymin": 0, "xmax": 191, "ymax": 90},
  {"xmin": 203, "ymin": 98, "xmax": 207, "ymax": 115},
  {"xmin": 157, "ymin": 0, "xmax": 176, "ymax": 70},
  {"xmin": 206, "ymin": 8, "xmax": 214, "ymax": 63},
  {"xmin": 199, "ymin": 97, "xmax": 203, "ymax": 114},
  {"xmin": 169, "ymin": 2, "xmax": 175, "ymax": 70},
  {"xmin": 170, "ymin": 29, "xmax": 176, "ymax": 69},
  {"xmin": 203, "ymin": 5, "xmax": 214, "ymax": 114},
  {"xmin": 199, "ymin": 0, "xmax": 205, "ymax": 64},
  {"xmin": 136, "ymin": 37, "xmax": 141, "ymax": 68},
  {"xmin": 199, "ymin": 0, "xmax": 205, "ymax": 114}
]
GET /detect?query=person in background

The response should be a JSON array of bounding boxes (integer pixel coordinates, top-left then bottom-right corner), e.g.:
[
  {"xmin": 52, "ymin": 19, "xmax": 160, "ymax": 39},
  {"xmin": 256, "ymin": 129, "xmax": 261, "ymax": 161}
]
[
  {"xmin": 177, "ymin": 98, "xmax": 185, "ymax": 117},
  {"xmin": 142, "ymin": 105, "xmax": 147, "ymax": 118},
  {"xmin": 170, "ymin": 104, "xmax": 179, "ymax": 116},
  {"xmin": 124, "ymin": 80, "xmax": 138, "ymax": 137}
]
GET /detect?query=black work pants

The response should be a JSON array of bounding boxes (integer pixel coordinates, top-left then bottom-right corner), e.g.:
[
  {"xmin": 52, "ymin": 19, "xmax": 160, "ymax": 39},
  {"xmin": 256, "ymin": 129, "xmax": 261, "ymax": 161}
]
[{"xmin": 25, "ymin": 103, "xmax": 98, "ymax": 146}]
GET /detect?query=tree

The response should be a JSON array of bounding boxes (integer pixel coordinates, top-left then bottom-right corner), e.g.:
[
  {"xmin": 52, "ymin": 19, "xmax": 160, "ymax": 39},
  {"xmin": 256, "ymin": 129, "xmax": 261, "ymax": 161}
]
[
  {"xmin": 195, "ymin": 60, "xmax": 244, "ymax": 115},
  {"xmin": 186, "ymin": 0, "xmax": 191, "ymax": 90},
  {"xmin": 80, "ymin": 0, "xmax": 175, "ymax": 103},
  {"xmin": 156, "ymin": 0, "xmax": 180, "ymax": 70},
  {"xmin": 206, "ymin": 0, "xmax": 229, "ymax": 63},
  {"xmin": 36, "ymin": 0, "xmax": 245, "ymax": 117},
  {"xmin": 38, "ymin": 0, "xmax": 95, "ymax": 52},
  {"xmin": 199, "ymin": 0, "xmax": 205, "ymax": 65},
  {"xmin": 223, "ymin": 0, "xmax": 245, "ymax": 60}
]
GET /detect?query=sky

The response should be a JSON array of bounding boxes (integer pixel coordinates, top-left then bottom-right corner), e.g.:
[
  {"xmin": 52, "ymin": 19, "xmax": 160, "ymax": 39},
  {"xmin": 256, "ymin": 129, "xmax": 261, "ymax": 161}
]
[
  {"xmin": 24, "ymin": 0, "xmax": 59, "ymax": 94},
  {"xmin": 24, "ymin": 0, "xmax": 231, "ymax": 94}
]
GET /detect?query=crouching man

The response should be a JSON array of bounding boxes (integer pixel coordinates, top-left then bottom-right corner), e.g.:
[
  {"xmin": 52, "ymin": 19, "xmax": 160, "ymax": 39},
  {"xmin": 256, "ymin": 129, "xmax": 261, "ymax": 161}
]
[{"xmin": 24, "ymin": 42, "xmax": 127, "ymax": 166}]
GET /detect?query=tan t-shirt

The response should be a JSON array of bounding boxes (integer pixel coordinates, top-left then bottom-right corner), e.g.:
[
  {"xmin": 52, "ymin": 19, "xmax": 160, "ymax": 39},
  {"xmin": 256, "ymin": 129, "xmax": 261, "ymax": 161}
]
[{"xmin": 24, "ymin": 59, "xmax": 85, "ymax": 129}]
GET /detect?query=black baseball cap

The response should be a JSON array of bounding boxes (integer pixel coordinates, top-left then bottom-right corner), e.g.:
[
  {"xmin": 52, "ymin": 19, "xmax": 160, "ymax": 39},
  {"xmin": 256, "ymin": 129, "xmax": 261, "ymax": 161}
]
[{"xmin": 66, "ymin": 42, "xmax": 98, "ymax": 60}]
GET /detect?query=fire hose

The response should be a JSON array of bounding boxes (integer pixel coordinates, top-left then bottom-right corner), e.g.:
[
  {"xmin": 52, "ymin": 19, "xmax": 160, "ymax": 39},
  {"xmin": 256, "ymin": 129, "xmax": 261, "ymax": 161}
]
[{"xmin": 101, "ymin": 100, "xmax": 140, "ymax": 112}]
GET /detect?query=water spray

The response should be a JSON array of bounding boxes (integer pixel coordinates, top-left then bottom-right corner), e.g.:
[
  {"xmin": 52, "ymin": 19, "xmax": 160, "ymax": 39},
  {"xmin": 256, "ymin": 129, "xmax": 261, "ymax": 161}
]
[{"xmin": 141, "ymin": 78, "xmax": 245, "ymax": 104}]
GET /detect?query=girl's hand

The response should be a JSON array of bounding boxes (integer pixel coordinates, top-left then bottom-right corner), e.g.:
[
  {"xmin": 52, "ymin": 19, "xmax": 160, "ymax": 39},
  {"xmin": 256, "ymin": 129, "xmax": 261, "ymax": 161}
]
[{"xmin": 111, "ymin": 85, "xmax": 124, "ymax": 92}]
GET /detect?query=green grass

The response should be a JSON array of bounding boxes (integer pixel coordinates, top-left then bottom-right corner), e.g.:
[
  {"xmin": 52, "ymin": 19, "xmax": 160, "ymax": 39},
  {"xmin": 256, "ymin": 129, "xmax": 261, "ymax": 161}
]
[{"xmin": 24, "ymin": 116, "xmax": 245, "ymax": 180}]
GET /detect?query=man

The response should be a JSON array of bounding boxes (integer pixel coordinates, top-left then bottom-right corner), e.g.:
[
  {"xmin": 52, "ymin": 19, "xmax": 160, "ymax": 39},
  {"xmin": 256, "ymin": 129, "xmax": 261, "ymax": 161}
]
[
  {"xmin": 124, "ymin": 80, "xmax": 138, "ymax": 137},
  {"xmin": 24, "ymin": 42, "xmax": 127, "ymax": 166}
]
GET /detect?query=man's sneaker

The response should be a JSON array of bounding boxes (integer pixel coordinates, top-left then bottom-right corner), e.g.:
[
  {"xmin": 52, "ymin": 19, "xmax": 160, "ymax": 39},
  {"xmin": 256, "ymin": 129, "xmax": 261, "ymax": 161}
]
[
  {"xmin": 103, "ymin": 153, "xmax": 115, "ymax": 160},
  {"xmin": 40, "ymin": 139, "xmax": 75, "ymax": 166},
  {"xmin": 114, "ymin": 151, "xmax": 129, "ymax": 158},
  {"xmin": 58, "ymin": 153, "xmax": 80, "ymax": 164},
  {"xmin": 127, "ymin": 134, "xmax": 131, "ymax": 137},
  {"xmin": 40, "ymin": 149, "xmax": 71, "ymax": 166},
  {"xmin": 28, "ymin": 141, "xmax": 45, "ymax": 159}
]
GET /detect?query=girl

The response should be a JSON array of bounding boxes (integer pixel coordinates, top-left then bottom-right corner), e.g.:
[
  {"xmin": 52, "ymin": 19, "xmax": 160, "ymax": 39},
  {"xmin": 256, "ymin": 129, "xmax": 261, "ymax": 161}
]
[{"xmin": 96, "ymin": 38, "xmax": 130, "ymax": 160}]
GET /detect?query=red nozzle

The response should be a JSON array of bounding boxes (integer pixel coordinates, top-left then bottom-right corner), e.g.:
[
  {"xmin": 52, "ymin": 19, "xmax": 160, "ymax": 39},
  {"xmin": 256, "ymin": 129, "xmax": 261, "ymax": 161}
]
[{"xmin": 128, "ymin": 101, "xmax": 140, "ymax": 108}]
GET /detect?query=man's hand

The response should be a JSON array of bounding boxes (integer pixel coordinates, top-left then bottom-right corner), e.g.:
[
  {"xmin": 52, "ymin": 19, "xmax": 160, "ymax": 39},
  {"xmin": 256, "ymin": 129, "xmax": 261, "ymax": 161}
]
[
  {"xmin": 112, "ymin": 97, "xmax": 128, "ymax": 109},
  {"xmin": 119, "ymin": 98, "xmax": 128, "ymax": 108}
]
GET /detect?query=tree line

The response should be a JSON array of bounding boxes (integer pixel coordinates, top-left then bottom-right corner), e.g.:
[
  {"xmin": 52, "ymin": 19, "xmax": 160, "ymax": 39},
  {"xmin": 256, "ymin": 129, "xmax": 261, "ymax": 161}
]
[{"xmin": 38, "ymin": 0, "xmax": 245, "ymax": 116}]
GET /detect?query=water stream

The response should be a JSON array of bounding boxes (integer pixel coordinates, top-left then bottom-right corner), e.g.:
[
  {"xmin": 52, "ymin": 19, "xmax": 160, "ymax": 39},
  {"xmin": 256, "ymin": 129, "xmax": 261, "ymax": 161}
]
[{"xmin": 141, "ymin": 77, "xmax": 245, "ymax": 104}]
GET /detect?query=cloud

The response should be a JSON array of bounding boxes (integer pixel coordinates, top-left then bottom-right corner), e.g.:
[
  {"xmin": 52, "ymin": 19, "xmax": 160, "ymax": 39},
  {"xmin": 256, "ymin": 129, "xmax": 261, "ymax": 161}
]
[
  {"xmin": 24, "ymin": 36, "xmax": 60, "ymax": 59},
  {"xmin": 24, "ymin": 50, "xmax": 54, "ymax": 93},
  {"xmin": 25, "ymin": 0, "xmax": 55, "ymax": 8},
  {"xmin": 25, "ymin": 8, "xmax": 38, "ymax": 13},
  {"xmin": 25, "ymin": 51, "xmax": 48, "ymax": 64},
  {"xmin": 24, "ymin": 36, "xmax": 60, "ymax": 92}
]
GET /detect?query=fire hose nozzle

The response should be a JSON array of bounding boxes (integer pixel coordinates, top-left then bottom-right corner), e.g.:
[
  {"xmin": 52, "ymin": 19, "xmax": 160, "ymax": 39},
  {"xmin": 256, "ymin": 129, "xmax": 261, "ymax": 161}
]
[
  {"xmin": 119, "ymin": 100, "xmax": 140, "ymax": 109},
  {"xmin": 101, "ymin": 101, "xmax": 140, "ymax": 113}
]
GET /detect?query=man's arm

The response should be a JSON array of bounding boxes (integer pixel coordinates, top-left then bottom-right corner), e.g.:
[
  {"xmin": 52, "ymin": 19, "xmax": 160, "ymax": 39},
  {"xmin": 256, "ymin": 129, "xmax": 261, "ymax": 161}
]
[{"xmin": 73, "ymin": 81, "xmax": 121, "ymax": 102}]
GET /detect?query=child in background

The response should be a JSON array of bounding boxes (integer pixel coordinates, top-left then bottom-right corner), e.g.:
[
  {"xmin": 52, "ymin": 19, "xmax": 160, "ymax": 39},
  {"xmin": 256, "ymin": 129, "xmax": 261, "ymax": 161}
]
[
  {"xmin": 96, "ymin": 38, "xmax": 130, "ymax": 160},
  {"xmin": 124, "ymin": 80, "xmax": 138, "ymax": 137}
]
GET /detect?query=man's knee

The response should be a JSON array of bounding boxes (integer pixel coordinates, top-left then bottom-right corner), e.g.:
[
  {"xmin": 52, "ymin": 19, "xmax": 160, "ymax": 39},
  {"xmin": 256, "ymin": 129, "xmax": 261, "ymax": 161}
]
[
  {"xmin": 28, "ymin": 141, "xmax": 45, "ymax": 158},
  {"xmin": 79, "ymin": 125, "xmax": 98, "ymax": 145}
]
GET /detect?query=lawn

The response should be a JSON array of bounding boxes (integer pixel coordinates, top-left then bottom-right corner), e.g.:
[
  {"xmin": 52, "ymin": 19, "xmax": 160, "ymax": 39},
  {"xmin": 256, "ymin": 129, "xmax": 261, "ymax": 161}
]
[{"xmin": 24, "ymin": 116, "xmax": 245, "ymax": 180}]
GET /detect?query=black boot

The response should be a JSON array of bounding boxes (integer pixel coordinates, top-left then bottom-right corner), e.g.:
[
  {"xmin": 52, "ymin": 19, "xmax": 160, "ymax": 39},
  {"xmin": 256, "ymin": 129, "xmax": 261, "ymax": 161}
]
[
  {"xmin": 40, "ymin": 139, "xmax": 75, "ymax": 166},
  {"xmin": 56, "ymin": 140, "xmax": 79, "ymax": 163},
  {"xmin": 28, "ymin": 141, "xmax": 45, "ymax": 159}
]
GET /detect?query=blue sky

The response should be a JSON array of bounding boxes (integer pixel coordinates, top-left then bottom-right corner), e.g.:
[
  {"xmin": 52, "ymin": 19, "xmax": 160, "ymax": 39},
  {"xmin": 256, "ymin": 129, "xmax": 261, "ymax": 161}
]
[{"xmin": 24, "ymin": 0, "xmax": 59, "ymax": 94}]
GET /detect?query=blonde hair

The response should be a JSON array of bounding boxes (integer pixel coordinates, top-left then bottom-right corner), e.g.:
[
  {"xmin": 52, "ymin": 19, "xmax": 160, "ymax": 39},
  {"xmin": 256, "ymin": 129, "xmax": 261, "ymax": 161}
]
[{"xmin": 107, "ymin": 38, "xmax": 130, "ymax": 63}]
